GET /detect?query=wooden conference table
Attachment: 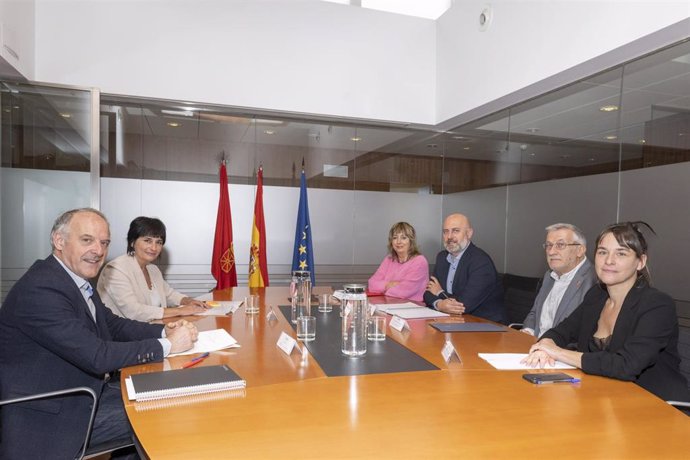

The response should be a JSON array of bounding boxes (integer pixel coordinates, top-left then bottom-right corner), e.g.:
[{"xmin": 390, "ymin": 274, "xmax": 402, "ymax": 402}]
[{"xmin": 121, "ymin": 287, "xmax": 690, "ymax": 459}]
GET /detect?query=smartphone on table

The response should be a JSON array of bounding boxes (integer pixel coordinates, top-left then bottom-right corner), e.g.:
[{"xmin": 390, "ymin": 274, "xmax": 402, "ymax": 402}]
[{"xmin": 522, "ymin": 373, "xmax": 580, "ymax": 384}]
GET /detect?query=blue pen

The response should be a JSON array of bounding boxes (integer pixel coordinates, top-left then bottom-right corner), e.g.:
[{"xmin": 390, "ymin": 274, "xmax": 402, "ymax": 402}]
[{"xmin": 182, "ymin": 352, "xmax": 209, "ymax": 369}]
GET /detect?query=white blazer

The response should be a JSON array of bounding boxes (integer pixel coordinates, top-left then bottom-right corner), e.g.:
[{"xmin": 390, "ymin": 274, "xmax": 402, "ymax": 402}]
[{"xmin": 97, "ymin": 254, "xmax": 186, "ymax": 322}]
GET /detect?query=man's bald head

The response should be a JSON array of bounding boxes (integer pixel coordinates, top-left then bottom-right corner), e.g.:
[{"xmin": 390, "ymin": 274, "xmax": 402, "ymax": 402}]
[{"xmin": 442, "ymin": 214, "xmax": 473, "ymax": 256}]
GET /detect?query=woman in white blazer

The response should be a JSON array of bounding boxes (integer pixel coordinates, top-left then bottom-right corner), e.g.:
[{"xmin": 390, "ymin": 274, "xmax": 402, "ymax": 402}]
[{"xmin": 97, "ymin": 216, "xmax": 207, "ymax": 322}]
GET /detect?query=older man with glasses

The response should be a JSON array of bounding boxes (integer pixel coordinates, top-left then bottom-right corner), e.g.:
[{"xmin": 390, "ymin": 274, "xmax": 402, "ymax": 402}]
[{"xmin": 521, "ymin": 223, "xmax": 597, "ymax": 337}]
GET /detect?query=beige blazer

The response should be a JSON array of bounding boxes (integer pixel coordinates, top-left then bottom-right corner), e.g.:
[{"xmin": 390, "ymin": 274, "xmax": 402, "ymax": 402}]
[{"xmin": 97, "ymin": 254, "xmax": 186, "ymax": 322}]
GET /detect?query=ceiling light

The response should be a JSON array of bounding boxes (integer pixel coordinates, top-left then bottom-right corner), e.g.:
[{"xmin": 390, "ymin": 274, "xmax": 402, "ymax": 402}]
[
  {"xmin": 599, "ymin": 105, "xmax": 619, "ymax": 112},
  {"xmin": 166, "ymin": 122, "xmax": 181, "ymax": 127},
  {"xmin": 161, "ymin": 109, "xmax": 195, "ymax": 117},
  {"xmin": 525, "ymin": 127, "xmax": 539, "ymax": 133},
  {"xmin": 251, "ymin": 118, "xmax": 284, "ymax": 126},
  {"xmin": 529, "ymin": 153, "xmax": 536, "ymax": 157},
  {"xmin": 13, "ymin": 105, "xmax": 20, "ymax": 109},
  {"xmin": 59, "ymin": 112, "xmax": 72, "ymax": 119},
  {"xmin": 589, "ymin": 157, "xmax": 596, "ymax": 162},
  {"xmin": 350, "ymin": 137, "xmax": 362, "ymax": 142},
  {"xmin": 463, "ymin": 147, "xmax": 470, "ymax": 150},
  {"xmin": 605, "ymin": 135, "xmax": 618, "ymax": 140},
  {"xmin": 264, "ymin": 129, "xmax": 276, "ymax": 135},
  {"xmin": 452, "ymin": 136, "xmax": 467, "ymax": 140},
  {"xmin": 638, "ymin": 139, "xmax": 646, "ymax": 144}
]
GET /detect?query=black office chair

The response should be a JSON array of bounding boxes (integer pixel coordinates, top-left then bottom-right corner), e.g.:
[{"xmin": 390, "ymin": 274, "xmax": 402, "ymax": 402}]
[
  {"xmin": 501, "ymin": 273, "xmax": 541, "ymax": 329},
  {"xmin": 0, "ymin": 386, "xmax": 134, "ymax": 460}
]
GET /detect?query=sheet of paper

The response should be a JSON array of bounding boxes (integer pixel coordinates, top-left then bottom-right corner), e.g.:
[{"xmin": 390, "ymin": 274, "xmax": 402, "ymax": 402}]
[
  {"xmin": 384, "ymin": 307, "xmax": 449, "ymax": 319},
  {"xmin": 194, "ymin": 293, "xmax": 215, "ymax": 301},
  {"xmin": 168, "ymin": 329, "xmax": 240, "ymax": 357},
  {"xmin": 370, "ymin": 302, "xmax": 421, "ymax": 313},
  {"xmin": 478, "ymin": 353, "xmax": 575, "ymax": 370},
  {"xmin": 195, "ymin": 300, "xmax": 243, "ymax": 316}
]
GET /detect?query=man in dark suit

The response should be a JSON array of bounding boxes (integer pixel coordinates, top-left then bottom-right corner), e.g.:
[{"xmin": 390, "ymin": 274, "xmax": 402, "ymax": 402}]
[
  {"xmin": 424, "ymin": 213, "xmax": 506, "ymax": 323},
  {"xmin": 0, "ymin": 208, "xmax": 198, "ymax": 459},
  {"xmin": 521, "ymin": 223, "xmax": 597, "ymax": 337}
]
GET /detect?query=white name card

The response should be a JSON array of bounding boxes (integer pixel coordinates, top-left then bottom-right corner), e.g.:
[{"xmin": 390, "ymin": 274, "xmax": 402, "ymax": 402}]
[
  {"xmin": 390, "ymin": 316, "xmax": 409, "ymax": 332},
  {"xmin": 266, "ymin": 307, "xmax": 278, "ymax": 321},
  {"xmin": 277, "ymin": 331, "xmax": 297, "ymax": 355},
  {"xmin": 441, "ymin": 341, "xmax": 461, "ymax": 363}
]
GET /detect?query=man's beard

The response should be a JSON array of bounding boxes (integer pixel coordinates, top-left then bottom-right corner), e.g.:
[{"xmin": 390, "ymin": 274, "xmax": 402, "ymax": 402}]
[{"xmin": 444, "ymin": 238, "xmax": 467, "ymax": 254}]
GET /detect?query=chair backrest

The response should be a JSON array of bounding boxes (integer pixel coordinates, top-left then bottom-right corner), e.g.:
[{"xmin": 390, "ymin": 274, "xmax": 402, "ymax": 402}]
[
  {"xmin": 0, "ymin": 386, "xmax": 97, "ymax": 460},
  {"xmin": 501, "ymin": 273, "xmax": 541, "ymax": 325},
  {"xmin": 677, "ymin": 326, "xmax": 690, "ymax": 389}
]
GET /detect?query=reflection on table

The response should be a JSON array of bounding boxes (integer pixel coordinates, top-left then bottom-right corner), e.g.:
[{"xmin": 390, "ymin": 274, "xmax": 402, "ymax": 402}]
[{"xmin": 121, "ymin": 287, "xmax": 690, "ymax": 459}]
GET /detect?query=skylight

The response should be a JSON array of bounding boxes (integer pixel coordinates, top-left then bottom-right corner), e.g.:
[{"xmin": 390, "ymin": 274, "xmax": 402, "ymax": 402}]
[{"xmin": 322, "ymin": 0, "xmax": 451, "ymax": 20}]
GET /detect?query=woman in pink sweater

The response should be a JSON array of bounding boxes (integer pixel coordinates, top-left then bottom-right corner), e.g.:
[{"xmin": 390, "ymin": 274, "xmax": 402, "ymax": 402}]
[{"xmin": 368, "ymin": 222, "xmax": 429, "ymax": 301}]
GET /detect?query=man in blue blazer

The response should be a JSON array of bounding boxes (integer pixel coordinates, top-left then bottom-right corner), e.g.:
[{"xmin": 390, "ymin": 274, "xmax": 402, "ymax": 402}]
[
  {"xmin": 521, "ymin": 223, "xmax": 597, "ymax": 337},
  {"xmin": 424, "ymin": 213, "xmax": 506, "ymax": 324},
  {"xmin": 0, "ymin": 208, "xmax": 198, "ymax": 459}
]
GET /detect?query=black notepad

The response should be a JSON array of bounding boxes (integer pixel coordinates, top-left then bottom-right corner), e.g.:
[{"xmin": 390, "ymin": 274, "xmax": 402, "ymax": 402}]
[
  {"xmin": 430, "ymin": 322, "xmax": 505, "ymax": 333},
  {"xmin": 130, "ymin": 364, "xmax": 245, "ymax": 401}
]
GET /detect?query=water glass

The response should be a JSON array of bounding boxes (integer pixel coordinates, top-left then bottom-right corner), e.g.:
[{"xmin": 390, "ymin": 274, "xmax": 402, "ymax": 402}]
[
  {"xmin": 367, "ymin": 316, "xmax": 387, "ymax": 341},
  {"xmin": 318, "ymin": 294, "xmax": 333, "ymax": 313},
  {"xmin": 244, "ymin": 294, "xmax": 260, "ymax": 314},
  {"xmin": 296, "ymin": 316, "xmax": 316, "ymax": 341}
]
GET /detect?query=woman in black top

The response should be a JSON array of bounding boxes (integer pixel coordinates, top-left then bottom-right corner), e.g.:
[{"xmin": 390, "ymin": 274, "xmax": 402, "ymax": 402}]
[{"xmin": 522, "ymin": 222, "xmax": 689, "ymax": 402}]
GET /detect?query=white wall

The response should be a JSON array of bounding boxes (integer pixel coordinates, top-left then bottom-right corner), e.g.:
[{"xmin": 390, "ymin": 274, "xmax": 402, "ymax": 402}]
[
  {"xmin": 436, "ymin": 1, "xmax": 690, "ymax": 123},
  {"xmin": 0, "ymin": 0, "xmax": 35, "ymax": 78},
  {"xmin": 34, "ymin": 0, "xmax": 436, "ymax": 124},
  {"xmin": 100, "ymin": 177, "xmax": 442, "ymax": 279},
  {"xmin": 13, "ymin": 0, "xmax": 688, "ymax": 127}
]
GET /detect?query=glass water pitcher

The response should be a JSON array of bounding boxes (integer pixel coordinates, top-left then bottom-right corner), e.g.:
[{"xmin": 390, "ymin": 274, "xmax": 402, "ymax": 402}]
[
  {"xmin": 341, "ymin": 283, "xmax": 368, "ymax": 356},
  {"xmin": 290, "ymin": 270, "xmax": 312, "ymax": 324}
]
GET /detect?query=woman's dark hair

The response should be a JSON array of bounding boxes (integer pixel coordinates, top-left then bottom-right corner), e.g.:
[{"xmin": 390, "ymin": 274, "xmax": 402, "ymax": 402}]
[
  {"xmin": 595, "ymin": 221, "xmax": 655, "ymax": 283},
  {"xmin": 127, "ymin": 216, "xmax": 166, "ymax": 254},
  {"xmin": 387, "ymin": 222, "xmax": 420, "ymax": 262}
]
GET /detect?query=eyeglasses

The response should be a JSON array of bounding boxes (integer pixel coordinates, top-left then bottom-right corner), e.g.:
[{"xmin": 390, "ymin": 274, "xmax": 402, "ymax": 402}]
[{"xmin": 543, "ymin": 242, "xmax": 581, "ymax": 250}]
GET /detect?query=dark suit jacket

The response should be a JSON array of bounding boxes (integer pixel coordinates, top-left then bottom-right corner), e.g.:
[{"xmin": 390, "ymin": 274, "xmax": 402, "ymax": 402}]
[
  {"xmin": 542, "ymin": 282, "xmax": 689, "ymax": 402},
  {"xmin": 423, "ymin": 243, "xmax": 506, "ymax": 324},
  {"xmin": 522, "ymin": 259, "xmax": 597, "ymax": 337},
  {"xmin": 0, "ymin": 256, "xmax": 165, "ymax": 459}
]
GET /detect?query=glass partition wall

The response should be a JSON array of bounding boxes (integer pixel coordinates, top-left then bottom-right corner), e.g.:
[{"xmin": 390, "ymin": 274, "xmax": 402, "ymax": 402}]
[
  {"xmin": 1, "ymin": 82, "xmax": 96, "ymax": 300},
  {"xmin": 2, "ymin": 38, "xmax": 689, "ymax": 314},
  {"xmin": 442, "ymin": 38, "xmax": 690, "ymax": 326}
]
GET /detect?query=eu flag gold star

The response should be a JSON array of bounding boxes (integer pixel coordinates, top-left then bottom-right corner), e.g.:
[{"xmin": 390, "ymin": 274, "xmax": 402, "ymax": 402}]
[
  {"xmin": 299, "ymin": 260, "xmax": 308, "ymax": 269},
  {"xmin": 298, "ymin": 244, "xmax": 306, "ymax": 255}
]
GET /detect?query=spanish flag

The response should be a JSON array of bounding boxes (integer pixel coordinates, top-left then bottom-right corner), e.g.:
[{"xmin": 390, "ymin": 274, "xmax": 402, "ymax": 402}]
[
  {"xmin": 248, "ymin": 166, "xmax": 269, "ymax": 287},
  {"xmin": 211, "ymin": 161, "xmax": 238, "ymax": 289}
]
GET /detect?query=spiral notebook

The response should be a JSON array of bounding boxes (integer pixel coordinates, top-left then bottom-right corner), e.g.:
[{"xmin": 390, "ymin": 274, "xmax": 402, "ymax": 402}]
[{"xmin": 127, "ymin": 364, "xmax": 246, "ymax": 402}]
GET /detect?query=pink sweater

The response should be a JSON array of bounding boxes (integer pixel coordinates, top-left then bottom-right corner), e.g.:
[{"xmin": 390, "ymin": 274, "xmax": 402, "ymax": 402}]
[{"xmin": 368, "ymin": 254, "xmax": 429, "ymax": 301}]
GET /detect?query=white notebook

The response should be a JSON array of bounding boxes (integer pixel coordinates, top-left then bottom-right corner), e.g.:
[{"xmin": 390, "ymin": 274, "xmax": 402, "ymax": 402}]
[
  {"xmin": 168, "ymin": 329, "xmax": 240, "ymax": 357},
  {"xmin": 389, "ymin": 307, "xmax": 450, "ymax": 319}
]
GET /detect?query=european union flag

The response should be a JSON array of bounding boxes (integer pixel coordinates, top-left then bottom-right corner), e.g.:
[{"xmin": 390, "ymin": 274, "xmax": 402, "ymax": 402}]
[{"xmin": 291, "ymin": 167, "xmax": 315, "ymax": 284}]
